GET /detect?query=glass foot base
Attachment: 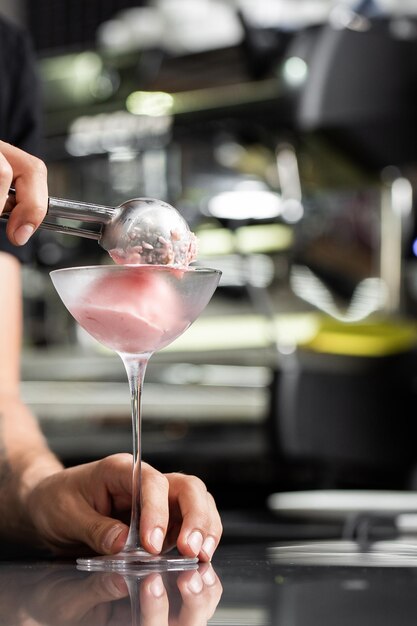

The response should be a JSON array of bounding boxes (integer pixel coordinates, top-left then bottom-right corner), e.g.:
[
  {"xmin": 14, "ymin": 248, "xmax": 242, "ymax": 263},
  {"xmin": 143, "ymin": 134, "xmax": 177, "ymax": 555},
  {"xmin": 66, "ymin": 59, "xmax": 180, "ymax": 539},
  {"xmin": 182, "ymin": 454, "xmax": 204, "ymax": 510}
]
[{"xmin": 77, "ymin": 550, "xmax": 198, "ymax": 573}]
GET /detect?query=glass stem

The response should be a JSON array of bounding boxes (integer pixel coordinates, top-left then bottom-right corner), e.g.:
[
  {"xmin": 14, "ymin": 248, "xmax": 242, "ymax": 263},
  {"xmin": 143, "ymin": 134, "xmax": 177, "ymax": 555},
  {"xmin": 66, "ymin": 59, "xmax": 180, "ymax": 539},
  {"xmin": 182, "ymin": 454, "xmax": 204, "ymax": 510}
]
[{"xmin": 120, "ymin": 352, "xmax": 151, "ymax": 552}]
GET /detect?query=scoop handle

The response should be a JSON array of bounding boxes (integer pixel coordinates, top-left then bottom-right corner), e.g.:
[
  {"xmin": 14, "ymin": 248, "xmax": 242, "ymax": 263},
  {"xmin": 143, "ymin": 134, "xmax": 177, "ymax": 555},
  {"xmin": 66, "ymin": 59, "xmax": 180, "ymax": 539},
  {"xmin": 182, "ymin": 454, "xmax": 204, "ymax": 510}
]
[
  {"xmin": 7, "ymin": 187, "xmax": 115, "ymax": 223},
  {"xmin": 1, "ymin": 188, "xmax": 102, "ymax": 241}
]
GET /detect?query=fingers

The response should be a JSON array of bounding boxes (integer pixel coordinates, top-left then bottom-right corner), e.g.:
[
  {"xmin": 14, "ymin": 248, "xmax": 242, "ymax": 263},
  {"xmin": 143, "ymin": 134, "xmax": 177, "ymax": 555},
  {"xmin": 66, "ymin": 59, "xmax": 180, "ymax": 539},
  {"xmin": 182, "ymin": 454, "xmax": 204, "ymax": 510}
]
[
  {"xmin": 139, "ymin": 464, "xmax": 170, "ymax": 554},
  {"xmin": 0, "ymin": 140, "xmax": 48, "ymax": 245},
  {"xmin": 139, "ymin": 465, "xmax": 222, "ymax": 562},
  {"xmin": 90, "ymin": 453, "xmax": 133, "ymax": 514},
  {"xmin": 170, "ymin": 474, "xmax": 223, "ymax": 561},
  {"xmin": 166, "ymin": 473, "xmax": 223, "ymax": 562},
  {"xmin": 100, "ymin": 459, "xmax": 223, "ymax": 561}
]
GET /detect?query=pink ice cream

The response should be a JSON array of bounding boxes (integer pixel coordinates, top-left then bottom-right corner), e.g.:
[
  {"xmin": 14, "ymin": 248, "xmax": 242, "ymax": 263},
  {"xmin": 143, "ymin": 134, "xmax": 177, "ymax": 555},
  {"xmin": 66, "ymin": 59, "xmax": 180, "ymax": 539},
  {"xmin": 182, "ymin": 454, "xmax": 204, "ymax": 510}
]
[
  {"xmin": 109, "ymin": 228, "xmax": 198, "ymax": 267},
  {"xmin": 72, "ymin": 268, "xmax": 187, "ymax": 354}
]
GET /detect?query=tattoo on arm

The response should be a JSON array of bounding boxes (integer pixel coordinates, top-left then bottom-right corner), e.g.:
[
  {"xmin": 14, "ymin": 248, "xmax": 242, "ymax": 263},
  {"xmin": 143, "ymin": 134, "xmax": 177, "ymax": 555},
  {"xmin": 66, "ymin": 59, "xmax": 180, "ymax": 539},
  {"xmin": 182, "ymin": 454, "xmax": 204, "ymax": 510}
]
[{"xmin": 0, "ymin": 414, "xmax": 12, "ymax": 491}]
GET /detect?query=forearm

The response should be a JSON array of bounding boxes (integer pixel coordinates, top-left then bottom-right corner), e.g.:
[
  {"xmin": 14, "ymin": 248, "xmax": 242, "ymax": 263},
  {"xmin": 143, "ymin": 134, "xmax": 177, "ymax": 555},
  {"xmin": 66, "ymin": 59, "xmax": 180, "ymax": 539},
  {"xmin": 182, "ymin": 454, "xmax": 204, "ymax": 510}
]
[{"xmin": 0, "ymin": 394, "xmax": 63, "ymax": 542}]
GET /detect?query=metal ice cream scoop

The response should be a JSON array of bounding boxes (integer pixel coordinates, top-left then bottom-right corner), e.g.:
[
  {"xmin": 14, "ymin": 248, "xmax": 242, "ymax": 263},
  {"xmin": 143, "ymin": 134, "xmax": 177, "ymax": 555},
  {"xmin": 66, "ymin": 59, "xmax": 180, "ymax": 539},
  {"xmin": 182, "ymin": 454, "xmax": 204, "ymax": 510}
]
[{"xmin": 2, "ymin": 189, "xmax": 197, "ymax": 266}]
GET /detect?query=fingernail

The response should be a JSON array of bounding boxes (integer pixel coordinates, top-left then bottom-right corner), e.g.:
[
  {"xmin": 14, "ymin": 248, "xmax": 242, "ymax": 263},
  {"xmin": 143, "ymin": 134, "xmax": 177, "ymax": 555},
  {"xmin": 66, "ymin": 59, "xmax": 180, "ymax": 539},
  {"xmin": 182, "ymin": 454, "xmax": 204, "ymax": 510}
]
[
  {"xmin": 150, "ymin": 574, "xmax": 165, "ymax": 598},
  {"xmin": 187, "ymin": 530, "xmax": 203, "ymax": 555},
  {"xmin": 201, "ymin": 536, "xmax": 216, "ymax": 560},
  {"xmin": 187, "ymin": 571, "xmax": 203, "ymax": 594},
  {"xmin": 14, "ymin": 224, "xmax": 34, "ymax": 245},
  {"xmin": 150, "ymin": 527, "xmax": 164, "ymax": 552},
  {"xmin": 201, "ymin": 566, "xmax": 217, "ymax": 586},
  {"xmin": 103, "ymin": 526, "xmax": 125, "ymax": 552}
]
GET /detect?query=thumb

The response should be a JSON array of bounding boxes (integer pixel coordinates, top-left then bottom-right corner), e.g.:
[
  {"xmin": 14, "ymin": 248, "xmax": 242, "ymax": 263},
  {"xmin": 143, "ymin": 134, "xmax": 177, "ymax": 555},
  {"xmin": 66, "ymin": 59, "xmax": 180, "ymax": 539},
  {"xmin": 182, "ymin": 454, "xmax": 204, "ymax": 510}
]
[{"xmin": 74, "ymin": 502, "xmax": 129, "ymax": 555}]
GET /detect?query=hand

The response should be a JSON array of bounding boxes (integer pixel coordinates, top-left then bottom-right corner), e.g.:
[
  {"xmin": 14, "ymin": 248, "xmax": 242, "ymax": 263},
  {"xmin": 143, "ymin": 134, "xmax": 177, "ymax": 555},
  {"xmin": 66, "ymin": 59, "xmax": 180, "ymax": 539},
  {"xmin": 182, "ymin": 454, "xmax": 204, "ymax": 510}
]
[
  {"xmin": 25, "ymin": 454, "xmax": 222, "ymax": 562},
  {"xmin": 0, "ymin": 140, "xmax": 48, "ymax": 245}
]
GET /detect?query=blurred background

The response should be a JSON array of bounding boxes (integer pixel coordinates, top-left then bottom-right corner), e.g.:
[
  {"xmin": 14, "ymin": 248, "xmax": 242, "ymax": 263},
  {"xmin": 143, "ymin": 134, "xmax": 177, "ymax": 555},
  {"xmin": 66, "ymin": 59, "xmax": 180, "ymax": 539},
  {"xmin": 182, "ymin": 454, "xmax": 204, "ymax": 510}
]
[{"xmin": 6, "ymin": 0, "xmax": 417, "ymax": 540}]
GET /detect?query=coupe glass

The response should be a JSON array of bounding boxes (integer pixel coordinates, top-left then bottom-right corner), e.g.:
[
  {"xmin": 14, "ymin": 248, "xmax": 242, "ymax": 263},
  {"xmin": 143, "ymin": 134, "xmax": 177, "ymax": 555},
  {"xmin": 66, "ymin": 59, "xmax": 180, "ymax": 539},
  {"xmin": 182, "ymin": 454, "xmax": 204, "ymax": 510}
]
[{"xmin": 50, "ymin": 264, "xmax": 221, "ymax": 571}]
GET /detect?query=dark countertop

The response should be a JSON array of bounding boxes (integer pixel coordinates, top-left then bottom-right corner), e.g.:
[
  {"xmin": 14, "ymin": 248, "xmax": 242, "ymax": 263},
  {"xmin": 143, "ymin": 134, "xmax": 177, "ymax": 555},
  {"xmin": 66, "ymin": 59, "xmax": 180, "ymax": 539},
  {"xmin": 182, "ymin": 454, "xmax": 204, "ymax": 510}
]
[{"xmin": 3, "ymin": 540, "xmax": 417, "ymax": 625}]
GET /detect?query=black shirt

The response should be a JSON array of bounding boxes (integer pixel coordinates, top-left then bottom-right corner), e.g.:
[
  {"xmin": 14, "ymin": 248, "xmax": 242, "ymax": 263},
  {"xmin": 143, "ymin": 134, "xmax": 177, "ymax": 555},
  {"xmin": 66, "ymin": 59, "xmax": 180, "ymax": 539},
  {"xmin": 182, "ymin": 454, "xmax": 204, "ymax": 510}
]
[{"xmin": 0, "ymin": 15, "xmax": 41, "ymax": 263}]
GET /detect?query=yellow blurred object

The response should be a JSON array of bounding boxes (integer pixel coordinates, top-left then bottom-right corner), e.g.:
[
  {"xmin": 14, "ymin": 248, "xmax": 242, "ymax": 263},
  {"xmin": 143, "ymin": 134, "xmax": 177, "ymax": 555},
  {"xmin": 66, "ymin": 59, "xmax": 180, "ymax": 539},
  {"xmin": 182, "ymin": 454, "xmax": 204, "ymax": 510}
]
[{"xmin": 300, "ymin": 317, "xmax": 417, "ymax": 357}]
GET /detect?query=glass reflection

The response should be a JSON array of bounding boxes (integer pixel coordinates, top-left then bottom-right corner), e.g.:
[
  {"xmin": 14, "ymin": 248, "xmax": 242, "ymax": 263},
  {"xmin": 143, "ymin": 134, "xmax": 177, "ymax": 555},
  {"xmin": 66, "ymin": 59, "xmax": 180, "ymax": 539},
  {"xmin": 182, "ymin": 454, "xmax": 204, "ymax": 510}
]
[{"xmin": 0, "ymin": 562, "xmax": 222, "ymax": 626}]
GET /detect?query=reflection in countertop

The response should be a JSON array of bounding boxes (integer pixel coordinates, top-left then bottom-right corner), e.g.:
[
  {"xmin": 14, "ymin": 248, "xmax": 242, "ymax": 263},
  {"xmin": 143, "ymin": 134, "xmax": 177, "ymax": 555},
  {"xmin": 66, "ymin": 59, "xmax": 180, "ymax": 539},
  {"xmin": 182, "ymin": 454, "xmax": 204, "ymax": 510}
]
[
  {"xmin": 3, "ymin": 541, "xmax": 417, "ymax": 625},
  {"xmin": 0, "ymin": 559, "xmax": 222, "ymax": 626}
]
